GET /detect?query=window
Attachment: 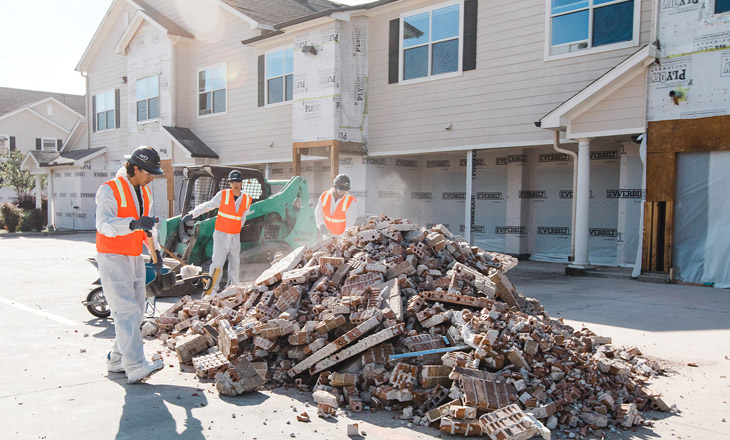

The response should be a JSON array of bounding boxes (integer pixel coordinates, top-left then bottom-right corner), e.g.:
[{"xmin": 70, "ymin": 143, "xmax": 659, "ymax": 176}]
[
  {"xmin": 42, "ymin": 138, "xmax": 56, "ymax": 152},
  {"xmin": 266, "ymin": 48, "xmax": 294, "ymax": 104},
  {"xmin": 549, "ymin": 0, "xmax": 637, "ymax": 56},
  {"xmin": 136, "ymin": 75, "xmax": 160, "ymax": 122},
  {"xmin": 717, "ymin": 0, "xmax": 730, "ymax": 13},
  {"xmin": 198, "ymin": 64, "xmax": 227, "ymax": 116},
  {"xmin": 401, "ymin": 1, "xmax": 462, "ymax": 82},
  {"xmin": 95, "ymin": 90, "xmax": 116, "ymax": 131},
  {"xmin": 0, "ymin": 135, "xmax": 8, "ymax": 152}
]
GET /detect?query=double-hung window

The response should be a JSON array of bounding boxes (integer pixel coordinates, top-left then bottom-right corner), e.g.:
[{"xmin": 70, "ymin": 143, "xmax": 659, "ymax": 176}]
[
  {"xmin": 549, "ymin": 0, "xmax": 637, "ymax": 56},
  {"xmin": 198, "ymin": 64, "xmax": 227, "ymax": 116},
  {"xmin": 266, "ymin": 48, "xmax": 294, "ymax": 105},
  {"xmin": 41, "ymin": 138, "xmax": 56, "ymax": 152},
  {"xmin": 136, "ymin": 75, "xmax": 160, "ymax": 122},
  {"xmin": 95, "ymin": 91, "xmax": 116, "ymax": 131},
  {"xmin": 717, "ymin": 0, "xmax": 730, "ymax": 14},
  {"xmin": 401, "ymin": 1, "xmax": 462, "ymax": 82}
]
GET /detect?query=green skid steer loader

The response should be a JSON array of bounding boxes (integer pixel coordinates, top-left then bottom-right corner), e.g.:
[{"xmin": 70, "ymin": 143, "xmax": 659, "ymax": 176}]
[{"xmin": 159, "ymin": 165, "xmax": 317, "ymax": 283}]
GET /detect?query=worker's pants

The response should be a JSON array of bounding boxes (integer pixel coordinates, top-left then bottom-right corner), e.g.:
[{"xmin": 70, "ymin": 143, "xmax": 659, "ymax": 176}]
[
  {"xmin": 210, "ymin": 229, "xmax": 241, "ymax": 291},
  {"xmin": 96, "ymin": 252, "xmax": 146, "ymax": 372}
]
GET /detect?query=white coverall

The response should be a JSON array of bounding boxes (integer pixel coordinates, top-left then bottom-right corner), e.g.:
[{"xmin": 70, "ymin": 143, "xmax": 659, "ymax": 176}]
[
  {"xmin": 95, "ymin": 167, "xmax": 160, "ymax": 372},
  {"xmin": 188, "ymin": 190, "xmax": 250, "ymax": 291},
  {"xmin": 314, "ymin": 188, "xmax": 357, "ymax": 238}
]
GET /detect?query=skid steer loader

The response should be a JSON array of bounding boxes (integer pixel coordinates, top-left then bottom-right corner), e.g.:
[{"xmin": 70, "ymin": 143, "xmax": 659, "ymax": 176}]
[{"xmin": 159, "ymin": 165, "xmax": 317, "ymax": 282}]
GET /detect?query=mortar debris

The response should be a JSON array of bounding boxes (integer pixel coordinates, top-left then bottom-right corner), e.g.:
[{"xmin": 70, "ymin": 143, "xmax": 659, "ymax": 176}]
[{"xmin": 154, "ymin": 215, "xmax": 669, "ymax": 438}]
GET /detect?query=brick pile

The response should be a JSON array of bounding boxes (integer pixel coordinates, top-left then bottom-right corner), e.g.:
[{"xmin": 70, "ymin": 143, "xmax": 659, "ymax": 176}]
[{"xmin": 151, "ymin": 215, "xmax": 667, "ymax": 439}]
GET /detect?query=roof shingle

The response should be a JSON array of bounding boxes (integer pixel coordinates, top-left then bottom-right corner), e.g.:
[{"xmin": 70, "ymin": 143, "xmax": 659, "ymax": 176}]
[
  {"xmin": 0, "ymin": 87, "xmax": 85, "ymax": 117},
  {"xmin": 220, "ymin": 0, "xmax": 345, "ymax": 26}
]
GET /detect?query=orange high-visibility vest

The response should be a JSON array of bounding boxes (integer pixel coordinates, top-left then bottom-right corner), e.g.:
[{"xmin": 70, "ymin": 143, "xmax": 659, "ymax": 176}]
[
  {"xmin": 320, "ymin": 190, "xmax": 355, "ymax": 235},
  {"xmin": 96, "ymin": 177, "xmax": 151, "ymax": 256},
  {"xmin": 215, "ymin": 189, "xmax": 252, "ymax": 234}
]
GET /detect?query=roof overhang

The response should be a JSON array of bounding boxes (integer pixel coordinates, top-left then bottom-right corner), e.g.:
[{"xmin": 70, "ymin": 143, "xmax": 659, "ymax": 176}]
[
  {"xmin": 162, "ymin": 126, "xmax": 219, "ymax": 159},
  {"xmin": 538, "ymin": 44, "xmax": 658, "ymax": 131},
  {"xmin": 212, "ymin": 0, "xmax": 275, "ymax": 30}
]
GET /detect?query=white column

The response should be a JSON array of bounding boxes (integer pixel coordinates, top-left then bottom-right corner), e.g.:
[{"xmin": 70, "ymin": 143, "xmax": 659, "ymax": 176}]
[
  {"xmin": 464, "ymin": 150, "xmax": 474, "ymax": 244},
  {"xmin": 47, "ymin": 171, "xmax": 55, "ymax": 229},
  {"xmin": 571, "ymin": 138, "xmax": 592, "ymax": 268},
  {"xmin": 35, "ymin": 175, "xmax": 42, "ymax": 209}
]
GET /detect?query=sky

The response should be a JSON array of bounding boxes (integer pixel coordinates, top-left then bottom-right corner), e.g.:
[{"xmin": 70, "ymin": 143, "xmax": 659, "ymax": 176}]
[{"xmin": 0, "ymin": 0, "xmax": 374, "ymax": 96}]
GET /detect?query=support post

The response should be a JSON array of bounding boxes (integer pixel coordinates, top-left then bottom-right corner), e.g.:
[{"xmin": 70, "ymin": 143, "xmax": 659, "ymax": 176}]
[
  {"xmin": 35, "ymin": 175, "xmax": 42, "ymax": 209},
  {"xmin": 570, "ymin": 138, "xmax": 592, "ymax": 268},
  {"xmin": 330, "ymin": 141, "xmax": 339, "ymax": 182},
  {"xmin": 464, "ymin": 150, "xmax": 475, "ymax": 245},
  {"xmin": 293, "ymin": 143, "xmax": 301, "ymax": 176}
]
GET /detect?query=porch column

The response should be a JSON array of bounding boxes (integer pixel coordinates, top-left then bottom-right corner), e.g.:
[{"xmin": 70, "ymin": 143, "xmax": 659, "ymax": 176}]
[
  {"xmin": 47, "ymin": 171, "xmax": 55, "ymax": 229},
  {"xmin": 570, "ymin": 138, "xmax": 592, "ymax": 268},
  {"xmin": 35, "ymin": 175, "xmax": 42, "ymax": 209}
]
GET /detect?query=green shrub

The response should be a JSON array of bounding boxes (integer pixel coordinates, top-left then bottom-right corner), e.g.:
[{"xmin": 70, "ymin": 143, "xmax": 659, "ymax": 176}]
[
  {"xmin": 22, "ymin": 208, "xmax": 45, "ymax": 232},
  {"xmin": 0, "ymin": 203, "xmax": 22, "ymax": 232}
]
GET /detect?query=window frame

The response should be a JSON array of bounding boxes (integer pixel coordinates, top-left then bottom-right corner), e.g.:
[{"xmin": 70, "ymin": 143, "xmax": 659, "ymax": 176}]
[
  {"xmin": 94, "ymin": 89, "xmax": 116, "ymax": 132},
  {"xmin": 136, "ymin": 74, "xmax": 160, "ymax": 123},
  {"xmin": 197, "ymin": 62, "xmax": 228, "ymax": 119},
  {"xmin": 264, "ymin": 46, "xmax": 295, "ymax": 107},
  {"xmin": 41, "ymin": 138, "xmax": 57, "ymax": 152},
  {"xmin": 0, "ymin": 134, "xmax": 9, "ymax": 152},
  {"xmin": 398, "ymin": 0, "xmax": 465, "ymax": 85},
  {"xmin": 544, "ymin": 0, "xmax": 641, "ymax": 61}
]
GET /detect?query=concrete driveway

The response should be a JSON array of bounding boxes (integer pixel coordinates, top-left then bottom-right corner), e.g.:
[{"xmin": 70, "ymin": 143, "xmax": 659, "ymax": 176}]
[{"xmin": 0, "ymin": 233, "xmax": 727, "ymax": 440}]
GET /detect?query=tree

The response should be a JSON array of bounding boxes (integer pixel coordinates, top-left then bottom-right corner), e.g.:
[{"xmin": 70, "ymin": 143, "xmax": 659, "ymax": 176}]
[{"xmin": 0, "ymin": 151, "xmax": 37, "ymax": 202}]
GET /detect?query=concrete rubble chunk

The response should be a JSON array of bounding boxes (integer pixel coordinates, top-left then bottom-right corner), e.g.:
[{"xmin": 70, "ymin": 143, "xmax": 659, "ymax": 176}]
[
  {"xmin": 479, "ymin": 404, "xmax": 551, "ymax": 440},
  {"xmin": 215, "ymin": 357, "xmax": 265, "ymax": 396},
  {"xmin": 175, "ymin": 334, "xmax": 208, "ymax": 365}
]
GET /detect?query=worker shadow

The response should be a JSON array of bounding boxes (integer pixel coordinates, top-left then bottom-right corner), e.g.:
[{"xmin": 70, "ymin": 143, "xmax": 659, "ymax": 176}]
[
  {"xmin": 85, "ymin": 318, "xmax": 116, "ymax": 339},
  {"xmin": 216, "ymin": 389, "xmax": 270, "ymax": 407},
  {"xmin": 113, "ymin": 381, "xmax": 206, "ymax": 440}
]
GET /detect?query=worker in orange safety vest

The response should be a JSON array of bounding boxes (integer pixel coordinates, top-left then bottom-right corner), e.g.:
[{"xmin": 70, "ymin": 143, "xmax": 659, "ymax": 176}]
[
  {"xmin": 315, "ymin": 174, "xmax": 357, "ymax": 238},
  {"xmin": 95, "ymin": 145, "xmax": 164, "ymax": 383},
  {"xmin": 182, "ymin": 169, "xmax": 252, "ymax": 292}
]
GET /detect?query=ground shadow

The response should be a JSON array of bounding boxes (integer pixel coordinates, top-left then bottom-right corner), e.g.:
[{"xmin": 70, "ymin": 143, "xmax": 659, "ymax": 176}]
[
  {"xmin": 110, "ymin": 379, "xmax": 207, "ymax": 440},
  {"xmin": 85, "ymin": 318, "xmax": 116, "ymax": 339}
]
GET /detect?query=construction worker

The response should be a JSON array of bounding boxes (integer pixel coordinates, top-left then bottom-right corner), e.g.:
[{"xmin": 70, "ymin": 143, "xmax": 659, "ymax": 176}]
[
  {"xmin": 182, "ymin": 169, "xmax": 252, "ymax": 292},
  {"xmin": 315, "ymin": 174, "xmax": 357, "ymax": 238},
  {"xmin": 95, "ymin": 146, "xmax": 164, "ymax": 384}
]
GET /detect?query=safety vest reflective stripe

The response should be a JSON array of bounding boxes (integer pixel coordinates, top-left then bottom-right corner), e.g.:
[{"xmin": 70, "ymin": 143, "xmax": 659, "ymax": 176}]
[
  {"xmin": 218, "ymin": 211, "xmax": 243, "ymax": 221},
  {"xmin": 112, "ymin": 178, "xmax": 127, "ymax": 208},
  {"xmin": 320, "ymin": 190, "xmax": 355, "ymax": 235},
  {"xmin": 215, "ymin": 189, "xmax": 252, "ymax": 233},
  {"xmin": 324, "ymin": 217, "xmax": 346, "ymax": 223}
]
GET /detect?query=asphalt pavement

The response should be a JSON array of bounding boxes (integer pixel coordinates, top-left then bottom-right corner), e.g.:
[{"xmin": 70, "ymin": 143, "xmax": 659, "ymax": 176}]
[{"xmin": 0, "ymin": 233, "xmax": 727, "ymax": 440}]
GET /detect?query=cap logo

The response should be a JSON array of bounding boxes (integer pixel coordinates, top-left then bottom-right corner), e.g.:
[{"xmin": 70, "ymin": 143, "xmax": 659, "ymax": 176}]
[{"xmin": 138, "ymin": 153, "xmax": 148, "ymax": 161}]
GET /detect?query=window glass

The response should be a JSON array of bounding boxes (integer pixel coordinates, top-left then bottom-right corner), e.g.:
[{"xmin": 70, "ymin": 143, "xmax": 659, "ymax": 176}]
[
  {"xmin": 137, "ymin": 101, "xmax": 147, "ymax": 121},
  {"xmin": 285, "ymin": 75, "xmax": 294, "ymax": 101},
  {"xmin": 268, "ymin": 51, "xmax": 284, "ymax": 78},
  {"xmin": 718, "ymin": 0, "xmax": 730, "ymax": 13},
  {"xmin": 404, "ymin": 45, "xmax": 429, "ymax": 80},
  {"xmin": 403, "ymin": 12, "xmax": 430, "ymax": 48},
  {"xmin": 213, "ymin": 90, "xmax": 226, "ymax": 113},
  {"xmin": 552, "ymin": 10, "xmax": 589, "ymax": 45},
  {"xmin": 432, "ymin": 4, "xmax": 460, "ymax": 41},
  {"xmin": 42, "ymin": 139, "xmax": 56, "ymax": 151},
  {"xmin": 432, "ymin": 39, "xmax": 459, "ymax": 75},
  {"xmin": 268, "ymin": 77, "xmax": 284, "ymax": 104},
  {"xmin": 136, "ymin": 79, "xmax": 147, "ymax": 101},
  {"xmin": 593, "ymin": 1, "xmax": 634, "ymax": 47},
  {"xmin": 98, "ymin": 112, "xmax": 107, "ymax": 131},
  {"xmin": 199, "ymin": 65, "xmax": 226, "ymax": 115},
  {"xmin": 266, "ymin": 49, "xmax": 294, "ymax": 104},
  {"xmin": 149, "ymin": 97, "xmax": 159, "ymax": 119},
  {"xmin": 551, "ymin": 0, "xmax": 589, "ymax": 14}
]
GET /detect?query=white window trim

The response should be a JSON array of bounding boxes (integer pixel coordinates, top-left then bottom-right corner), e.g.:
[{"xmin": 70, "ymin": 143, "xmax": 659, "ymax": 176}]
[
  {"xmin": 264, "ymin": 46, "xmax": 294, "ymax": 108},
  {"xmin": 543, "ymin": 0, "xmax": 641, "ymax": 62},
  {"xmin": 41, "ymin": 137, "xmax": 57, "ymax": 152},
  {"xmin": 94, "ymin": 89, "xmax": 116, "ymax": 132},
  {"xmin": 398, "ymin": 0, "xmax": 464, "ymax": 85},
  {"xmin": 0, "ymin": 134, "xmax": 9, "ymax": 151},
  {"xmin": 196, "ymin": 62, "xmax": 228, "ymax": 119},
  {"xmin": 136, "ymin": 74, "xmax": 161, "ymax": 124}
]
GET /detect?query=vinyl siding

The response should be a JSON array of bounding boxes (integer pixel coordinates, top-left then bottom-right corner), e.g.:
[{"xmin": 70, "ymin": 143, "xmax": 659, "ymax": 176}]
[
  {"xmin": 28, "ymin": 101, "xmax": 81, "ymax": 131},
  {"xmin": 366, "ymin": 0, "xmax": 653, "ymax": 155},
  {"xmin": 0, "ymin": 111, "xmax": 68, "ymax": 153}
]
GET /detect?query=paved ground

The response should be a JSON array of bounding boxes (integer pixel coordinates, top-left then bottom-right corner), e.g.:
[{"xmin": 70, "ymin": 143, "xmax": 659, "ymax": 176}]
[{"xmin": 0, "ymin": 233, "xmax": 728, "ymax": 440}]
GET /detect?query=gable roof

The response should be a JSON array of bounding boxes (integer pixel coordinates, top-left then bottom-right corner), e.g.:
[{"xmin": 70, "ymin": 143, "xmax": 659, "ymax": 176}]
[
  {"xmin": 0, "ymin": 87, "xmax": 85, "ymax": 117},
  {"xmin": 23, "ymin": 147, "xmax": 107, "ymax": 169},
  {"xmin": 163, "ymin": 126, "xmax": 219, "ymax": 158},
  {"xmin": 115, "ymin": 0, "xmax": 194, "ymax": 54},
  {"xmin": 219, "ymin": 0, "xmax": 345, "ymax": 27}
]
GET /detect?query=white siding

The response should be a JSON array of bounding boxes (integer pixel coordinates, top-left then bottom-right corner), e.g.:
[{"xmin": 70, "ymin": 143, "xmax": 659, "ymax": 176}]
[
  {"xmin": 0, "ymin": 111, "xmax": 67, "ymax": 153},
  {"xmin": 29, "ymin": 101, "xmax": 81, "ymax": 131},
  {"xmin": 366, "ymin": 0, "xmax": 653, "ymax": 155},
  {"xmin": 570, "ymin": 73, "xmax": 647, "ymax": 137},
  {"xmin": 151, "ymin": 0, "xmax": 293, "ymax": 165}
]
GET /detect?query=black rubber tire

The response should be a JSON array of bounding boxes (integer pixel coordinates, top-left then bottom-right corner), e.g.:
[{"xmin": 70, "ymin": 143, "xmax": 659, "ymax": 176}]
[{"xmin": 85, "ymin": 287, "xmax": 111, "ymax": 319}]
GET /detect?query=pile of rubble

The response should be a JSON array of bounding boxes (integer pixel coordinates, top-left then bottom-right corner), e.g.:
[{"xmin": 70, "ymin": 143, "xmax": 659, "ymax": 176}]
[{"xmin": 149, "ymin": 216, "xmax": 668, "ymax": 439}]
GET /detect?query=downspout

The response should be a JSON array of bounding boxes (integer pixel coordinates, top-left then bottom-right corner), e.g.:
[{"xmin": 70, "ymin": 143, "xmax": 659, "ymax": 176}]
[
  {"xmin": 552, "ymin": 130, "xmax": 578, "ymax": 261},
  {"xmin": 82, "ymin": 71, "xmax": 90, "ymax": 150}
]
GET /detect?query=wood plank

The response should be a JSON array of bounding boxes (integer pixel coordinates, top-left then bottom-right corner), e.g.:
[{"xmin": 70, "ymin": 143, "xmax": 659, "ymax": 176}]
[{"xmin": 664, "ymin": 201, "xmax": 674, "ymax": 273}]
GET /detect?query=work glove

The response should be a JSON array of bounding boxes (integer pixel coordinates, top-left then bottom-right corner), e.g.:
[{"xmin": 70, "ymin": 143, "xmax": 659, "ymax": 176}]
[
  {"xmin": 152, "ymin": 250, "xmax": 163, "ymax": 274},
  {"xmin": 182, "ymin": 213, "xmax": 193, "ymax": 224},
  {"xmin": 129, "ymin": 216, "xmax": 156, "ymax": 232},
  {"xmin": 318, "ymin": 224, "xmax": 328, "ymax": 235}
]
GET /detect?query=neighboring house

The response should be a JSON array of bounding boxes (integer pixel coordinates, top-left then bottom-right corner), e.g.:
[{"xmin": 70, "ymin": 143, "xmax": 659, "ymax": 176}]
[
  {"xmin": 641, "ymin": 0, "xmax": 730, "ymax": 286},
  {"xmin": 0, "ymin": 88, "xmax": 89, "ymax": 221},
  {"xmin": 72, "ymin": 0, "xmax": 658, "ymax": 268}
]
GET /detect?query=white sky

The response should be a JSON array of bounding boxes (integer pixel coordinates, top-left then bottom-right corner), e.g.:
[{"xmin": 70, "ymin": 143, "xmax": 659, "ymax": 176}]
[{"xmin": 0, "ymin": 0, "xmax": 375, "ymax": 96}]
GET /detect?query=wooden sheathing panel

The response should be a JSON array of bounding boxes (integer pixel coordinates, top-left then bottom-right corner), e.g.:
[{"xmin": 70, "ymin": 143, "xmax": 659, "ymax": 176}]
[{"xmin": 646, "ymin": 152, "xmax": 676, "ymax": 202}]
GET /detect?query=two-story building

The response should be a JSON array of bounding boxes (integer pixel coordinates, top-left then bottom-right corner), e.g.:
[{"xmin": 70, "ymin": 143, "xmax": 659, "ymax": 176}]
[{"xmin": 66, "ymin": 0, "xmax": 658, "ymax": 268}]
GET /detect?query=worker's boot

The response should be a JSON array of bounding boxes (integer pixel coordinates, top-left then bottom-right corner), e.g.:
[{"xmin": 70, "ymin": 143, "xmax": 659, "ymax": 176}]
[
  {"xmin": 126, "ymin": 359, "xmax": 164, "ymax": 384},
  {"xmin": 106, "ymin": 352, "xmax": 125, "ymax": 374}
]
